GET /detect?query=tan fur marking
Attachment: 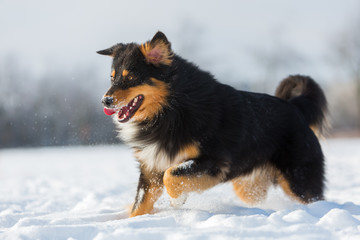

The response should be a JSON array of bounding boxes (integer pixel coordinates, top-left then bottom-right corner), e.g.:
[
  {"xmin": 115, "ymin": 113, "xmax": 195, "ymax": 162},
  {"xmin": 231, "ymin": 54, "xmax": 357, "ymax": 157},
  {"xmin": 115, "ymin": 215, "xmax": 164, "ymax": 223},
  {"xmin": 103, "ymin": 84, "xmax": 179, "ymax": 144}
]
[
  {"xmin": 140, "ymin": 42, "xmax": 151, "ymax": 60},
  {"xmin": 310, "ymin": 125, "xmax": 320, "ymax": 137},
  {"xmin": 310, "ymin": 124, "xmax": 328, "ymax": 139},
  {"xmin": 232, "ymin": 164, "xmax": 277, "ymax": 205},
  {"xmin": 178, "ymin": 143, "xmax": 200, "ymax": 161},
  {"xmin": 111, "ymin": 78, "xmax": 169, "ymax": 121},
  {"xmin": 163, "ymin": 165, "xmax": 224, "ymax": 199},
  {"xmin": 130, "ymin": 184, "xmax": 163, "ymax": 217},
  {"xmin": 122, "ymin": 69, "xmax": 129, "ymax": 77},
  {"xmin": 135, "ymin": 78, "xmax": 169, "ymax": 121},
  {"xmin": 232, "ymin": 164, "xmax": 307, "ymax": 205},
  {"xmin": 140, "ymin": 41, "xmax": 173, "ymax": 66},
  {"xmin": 111, "ymin": 70, "xmax": 115, "ymax": 78}
]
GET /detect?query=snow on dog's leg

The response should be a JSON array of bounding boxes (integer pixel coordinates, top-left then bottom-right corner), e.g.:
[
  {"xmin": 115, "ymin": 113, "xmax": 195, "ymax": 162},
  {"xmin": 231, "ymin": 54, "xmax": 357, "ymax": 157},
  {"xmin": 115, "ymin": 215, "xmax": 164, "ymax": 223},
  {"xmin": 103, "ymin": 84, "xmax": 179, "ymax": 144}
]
[
  {"xmin": 130, "ymin": 167, "xmax": 164, "ymax": 217},
  {"xmin": 163, "ymin": 159, "xmax": 228, "ymax": 205},
  {"xmin": 170, "ymin": 192, "xmax": 188, "ymax": 208}
]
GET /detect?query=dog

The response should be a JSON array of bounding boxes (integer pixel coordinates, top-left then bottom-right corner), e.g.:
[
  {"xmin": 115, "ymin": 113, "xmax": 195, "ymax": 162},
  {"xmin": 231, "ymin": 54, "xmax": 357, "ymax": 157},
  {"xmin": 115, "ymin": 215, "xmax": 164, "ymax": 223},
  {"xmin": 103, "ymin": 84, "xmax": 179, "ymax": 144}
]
[{"xmin": 97, "ymin": 31, "xmax": 327, "ymax": 217}]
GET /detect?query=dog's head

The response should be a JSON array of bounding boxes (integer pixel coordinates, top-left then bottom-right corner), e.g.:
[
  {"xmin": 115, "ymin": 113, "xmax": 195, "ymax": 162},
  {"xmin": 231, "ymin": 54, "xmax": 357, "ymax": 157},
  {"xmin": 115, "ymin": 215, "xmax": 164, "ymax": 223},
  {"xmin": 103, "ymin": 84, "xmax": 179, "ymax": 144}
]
[{"xmin": 98, "ymin": 31, "xmax": 173, "ymax": 123}]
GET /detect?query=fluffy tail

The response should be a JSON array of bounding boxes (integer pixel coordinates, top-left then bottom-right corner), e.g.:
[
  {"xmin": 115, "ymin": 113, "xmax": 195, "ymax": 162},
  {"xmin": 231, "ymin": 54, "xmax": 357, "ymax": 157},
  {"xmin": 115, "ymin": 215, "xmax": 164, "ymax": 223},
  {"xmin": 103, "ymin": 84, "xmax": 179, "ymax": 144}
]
[{"xmin": 275, "ymin": 75, "xmax": 328, "ymax": 136}]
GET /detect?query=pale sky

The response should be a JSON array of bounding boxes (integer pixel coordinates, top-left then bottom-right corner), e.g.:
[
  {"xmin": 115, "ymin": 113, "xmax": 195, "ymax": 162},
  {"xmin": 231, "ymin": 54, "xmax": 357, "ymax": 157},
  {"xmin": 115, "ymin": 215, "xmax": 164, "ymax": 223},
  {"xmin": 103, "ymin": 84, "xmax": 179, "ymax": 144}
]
[{"xmin": 0, "ymin": 0, "xmax": 359, "ymax": 87}]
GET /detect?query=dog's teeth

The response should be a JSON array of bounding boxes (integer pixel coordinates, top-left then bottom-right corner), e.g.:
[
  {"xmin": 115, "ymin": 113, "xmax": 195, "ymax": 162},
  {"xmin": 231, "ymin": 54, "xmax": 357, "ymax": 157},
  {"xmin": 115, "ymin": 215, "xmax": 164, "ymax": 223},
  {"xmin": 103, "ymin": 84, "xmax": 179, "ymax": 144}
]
[{"xmin": 134, "ymin": 97, "xmax": 138, "ymax": 104}]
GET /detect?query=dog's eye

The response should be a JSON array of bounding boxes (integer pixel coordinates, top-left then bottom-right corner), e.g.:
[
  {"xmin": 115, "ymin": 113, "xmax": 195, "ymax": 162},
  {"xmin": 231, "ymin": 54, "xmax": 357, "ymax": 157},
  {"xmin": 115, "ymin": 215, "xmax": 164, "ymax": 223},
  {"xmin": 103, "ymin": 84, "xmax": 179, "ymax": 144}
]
[
  {"xmin": 110, "ymin": 70, "xmax": 116, "ymax": 82},
  {"xmin": 127, "ymin": 75, "xmax": 133, "ymax": 81}
]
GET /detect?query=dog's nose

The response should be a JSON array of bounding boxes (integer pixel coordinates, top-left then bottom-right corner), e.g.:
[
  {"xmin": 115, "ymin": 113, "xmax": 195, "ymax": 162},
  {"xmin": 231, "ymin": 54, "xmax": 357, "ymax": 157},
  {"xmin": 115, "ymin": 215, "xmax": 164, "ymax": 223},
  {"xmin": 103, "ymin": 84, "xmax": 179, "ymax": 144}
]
[{"xmin": 102, "ymin": 96, "xmax": 114, "ymax": 107}]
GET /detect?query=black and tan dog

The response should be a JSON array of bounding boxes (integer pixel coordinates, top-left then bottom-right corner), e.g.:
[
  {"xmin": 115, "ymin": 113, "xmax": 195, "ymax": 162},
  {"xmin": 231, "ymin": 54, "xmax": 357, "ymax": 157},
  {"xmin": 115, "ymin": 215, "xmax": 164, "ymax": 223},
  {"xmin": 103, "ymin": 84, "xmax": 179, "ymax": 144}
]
[{"xmin": 97, "ymin": 32, "xmax": 327, "ymax": 217}]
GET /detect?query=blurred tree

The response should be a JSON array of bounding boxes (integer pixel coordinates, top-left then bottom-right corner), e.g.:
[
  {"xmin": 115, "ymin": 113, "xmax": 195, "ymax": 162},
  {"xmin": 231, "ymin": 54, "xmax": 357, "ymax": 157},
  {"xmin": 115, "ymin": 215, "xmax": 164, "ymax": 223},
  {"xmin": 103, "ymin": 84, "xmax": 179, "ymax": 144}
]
[
  {"xmin": 0, "ymin": 56, "xmax": 117, "ymax": 149},
  {"xmin": 332, "ymin": 18, "xmax": 360, "ymax": 130}
]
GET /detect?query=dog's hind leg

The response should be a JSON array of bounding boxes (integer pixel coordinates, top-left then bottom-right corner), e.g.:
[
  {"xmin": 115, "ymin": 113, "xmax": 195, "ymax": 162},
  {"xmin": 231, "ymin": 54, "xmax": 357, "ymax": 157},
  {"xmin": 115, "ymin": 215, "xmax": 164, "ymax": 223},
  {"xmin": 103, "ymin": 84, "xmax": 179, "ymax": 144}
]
[
  {"xmin": 276, "ymin": 166, "xmax": 325, "ymax": 204},
  {"xmin": 232, "ymin": 164, "xmax": 277, "ymax": 205},
  {"xmin": 130, "ymin": 166, "xmax": 164, "ymax": 217},
  {"xmin": 274, "ymin": 133, "xmax": 325, "ymax": 204},
  {"xmin": 163, "ymin": 159, "xmax": 228, "ymax": 204}
]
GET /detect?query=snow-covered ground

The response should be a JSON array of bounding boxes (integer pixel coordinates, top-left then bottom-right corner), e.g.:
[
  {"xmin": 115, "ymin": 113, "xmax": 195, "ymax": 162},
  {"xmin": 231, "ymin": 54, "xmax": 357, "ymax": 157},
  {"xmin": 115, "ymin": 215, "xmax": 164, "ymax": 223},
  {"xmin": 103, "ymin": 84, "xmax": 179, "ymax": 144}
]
[{"xmin": 0, "ymin": 138, "xmax": 359, "ymax": 239}]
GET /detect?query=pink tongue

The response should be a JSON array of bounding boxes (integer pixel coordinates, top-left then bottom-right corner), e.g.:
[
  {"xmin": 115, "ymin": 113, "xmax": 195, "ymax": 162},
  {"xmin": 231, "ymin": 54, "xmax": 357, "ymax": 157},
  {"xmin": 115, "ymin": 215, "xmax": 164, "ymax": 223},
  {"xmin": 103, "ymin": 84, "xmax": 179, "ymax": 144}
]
[{"xmin": 104, "ymin": 108, "xmax": 116, "ymax": 116}]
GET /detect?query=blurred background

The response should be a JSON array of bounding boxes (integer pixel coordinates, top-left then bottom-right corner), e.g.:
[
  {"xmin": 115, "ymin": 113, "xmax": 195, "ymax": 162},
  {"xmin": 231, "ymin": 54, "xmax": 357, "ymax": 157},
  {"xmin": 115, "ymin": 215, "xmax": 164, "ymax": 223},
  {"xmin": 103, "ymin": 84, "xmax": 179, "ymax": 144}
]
[{"xmin": 0, "ymin": 0, "xmax": 359, "ymax": 149}]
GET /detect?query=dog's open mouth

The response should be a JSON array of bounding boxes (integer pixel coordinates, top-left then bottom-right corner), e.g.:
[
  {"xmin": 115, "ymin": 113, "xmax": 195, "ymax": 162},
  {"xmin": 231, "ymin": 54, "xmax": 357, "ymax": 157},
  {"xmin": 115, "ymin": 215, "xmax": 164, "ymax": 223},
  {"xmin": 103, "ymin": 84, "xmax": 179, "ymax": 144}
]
[{"xmin": 103, "ymin": 95, "xmax": 144, "ymax": 123}]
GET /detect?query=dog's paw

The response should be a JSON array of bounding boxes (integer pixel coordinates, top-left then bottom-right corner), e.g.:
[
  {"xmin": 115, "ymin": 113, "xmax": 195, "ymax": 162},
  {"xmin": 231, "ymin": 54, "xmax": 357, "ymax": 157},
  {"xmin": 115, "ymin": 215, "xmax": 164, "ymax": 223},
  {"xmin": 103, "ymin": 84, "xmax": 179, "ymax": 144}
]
[{"xmin": 170, "ymin": 193, "xmax": 188, "ymax": 208}]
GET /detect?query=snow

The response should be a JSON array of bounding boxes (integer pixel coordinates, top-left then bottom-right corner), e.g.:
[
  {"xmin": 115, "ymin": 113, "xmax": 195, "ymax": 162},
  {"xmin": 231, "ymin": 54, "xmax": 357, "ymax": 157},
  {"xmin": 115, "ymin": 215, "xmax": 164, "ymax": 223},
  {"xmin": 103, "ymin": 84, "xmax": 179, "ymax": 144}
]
[
  {"xmin": 0, "ymin": 139, "xmax": 359, "ymax": 239},
  {"xmin": 177, "ymin": 160, "xmax": 195, "ymax": 170}
]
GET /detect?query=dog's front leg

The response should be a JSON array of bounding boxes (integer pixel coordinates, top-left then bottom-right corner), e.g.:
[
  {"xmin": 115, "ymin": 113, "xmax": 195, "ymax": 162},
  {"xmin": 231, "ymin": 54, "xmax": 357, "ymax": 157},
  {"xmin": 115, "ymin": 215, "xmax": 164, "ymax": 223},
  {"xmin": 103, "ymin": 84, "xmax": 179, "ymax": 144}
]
[
  {"xmin": 130, "ymin": 166, "xmax": 164, "ymax": 217},
  {"xmin": 163, "ymin": 158, "xmax": 227, "ymax": 206}
]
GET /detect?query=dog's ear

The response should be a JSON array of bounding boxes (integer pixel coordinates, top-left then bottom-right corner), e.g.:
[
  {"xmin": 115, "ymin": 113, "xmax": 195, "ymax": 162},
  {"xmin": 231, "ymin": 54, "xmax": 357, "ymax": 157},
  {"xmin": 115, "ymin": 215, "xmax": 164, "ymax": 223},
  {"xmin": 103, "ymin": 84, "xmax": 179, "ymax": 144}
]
[
  {"xmin": 140, "ymin": 31, "xmax": 173, "ymax": 66},
  {"xmin": 97, "ymin": 44, "xmax": 124, "ymax": 57},
  {"xmin": 97, "ymin": 47, "xmax": 115, "ymax": 56}
]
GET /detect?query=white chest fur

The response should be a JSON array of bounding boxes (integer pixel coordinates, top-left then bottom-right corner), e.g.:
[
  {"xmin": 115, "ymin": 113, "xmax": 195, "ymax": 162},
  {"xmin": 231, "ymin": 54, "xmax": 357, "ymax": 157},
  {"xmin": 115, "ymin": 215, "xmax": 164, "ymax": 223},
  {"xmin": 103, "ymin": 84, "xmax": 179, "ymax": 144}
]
[
  {"xmin": 114, "ymin": 118, "xmax": 185, "ymax": 172},
  {"xmin": 135, "ymin": 143, "xmax": 175, "ymax": 172}
]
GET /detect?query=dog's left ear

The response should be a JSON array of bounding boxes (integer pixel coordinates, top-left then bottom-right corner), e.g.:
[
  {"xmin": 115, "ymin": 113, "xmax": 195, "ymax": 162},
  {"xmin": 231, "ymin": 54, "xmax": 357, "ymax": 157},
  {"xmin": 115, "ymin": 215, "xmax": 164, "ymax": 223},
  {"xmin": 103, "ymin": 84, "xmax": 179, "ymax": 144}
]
[
  {"xmin": 97, "ymin": 44, "xmax": 124, "ymax": 57},
  {"xmin": 140, "ymin": 31, "xmax": 173, "ymax": 66},
  {"xmin": 97, "ymin": 46, "xmax": 116, "ymax": 57}
]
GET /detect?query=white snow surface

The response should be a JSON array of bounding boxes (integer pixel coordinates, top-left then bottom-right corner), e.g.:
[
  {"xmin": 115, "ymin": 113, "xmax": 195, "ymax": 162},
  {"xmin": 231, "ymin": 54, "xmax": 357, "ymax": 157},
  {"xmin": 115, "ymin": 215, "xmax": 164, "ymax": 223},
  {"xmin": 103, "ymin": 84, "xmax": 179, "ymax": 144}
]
[{"xmin": 0, "ymin": 139, "xmax": 359, "ymax": 239}]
